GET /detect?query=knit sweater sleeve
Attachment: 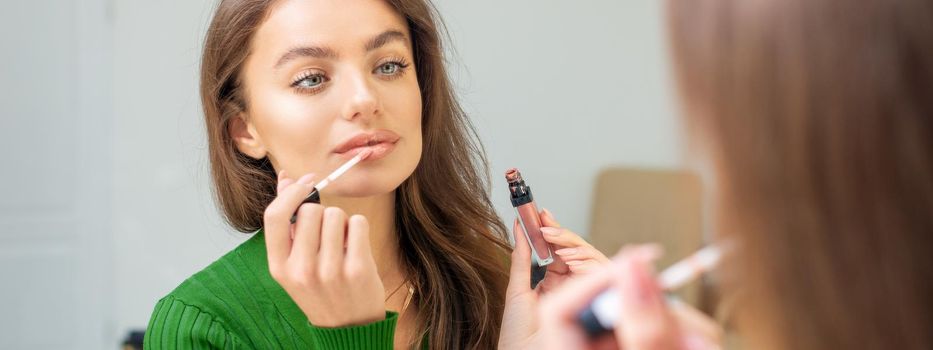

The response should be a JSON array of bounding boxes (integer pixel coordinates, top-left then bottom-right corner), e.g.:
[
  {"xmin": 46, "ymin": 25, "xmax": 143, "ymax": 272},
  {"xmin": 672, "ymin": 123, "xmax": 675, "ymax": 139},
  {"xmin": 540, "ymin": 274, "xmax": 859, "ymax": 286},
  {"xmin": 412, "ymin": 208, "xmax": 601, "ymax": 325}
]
[{"xmin": 307, "ymin": 311, "xmax": 399, "ymax": 349}]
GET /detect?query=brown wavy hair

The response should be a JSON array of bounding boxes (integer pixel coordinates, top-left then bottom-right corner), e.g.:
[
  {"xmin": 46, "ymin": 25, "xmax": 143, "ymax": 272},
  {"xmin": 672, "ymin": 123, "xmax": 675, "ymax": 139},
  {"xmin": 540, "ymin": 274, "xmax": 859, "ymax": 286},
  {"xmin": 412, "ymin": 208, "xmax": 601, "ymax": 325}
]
[
  {"xmin": 200, "ymin": 0, "xmax": 510, "ymax": 348},
  {"xmin": 668, "ymin": 0, "xmax": 933, "ymax": 348}
]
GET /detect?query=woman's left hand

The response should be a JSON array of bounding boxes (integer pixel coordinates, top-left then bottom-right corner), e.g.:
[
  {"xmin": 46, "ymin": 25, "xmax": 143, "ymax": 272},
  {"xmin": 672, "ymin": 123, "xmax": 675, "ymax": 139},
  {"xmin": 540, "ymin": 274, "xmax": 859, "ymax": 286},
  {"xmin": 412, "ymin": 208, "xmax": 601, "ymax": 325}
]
[
  {"xmin": 538, "ymin": 209, "xmax": 612, "ymax": 286},
  {"xmin": 498, "ymin": 209, "xmax": 610, "ymax": 349}
]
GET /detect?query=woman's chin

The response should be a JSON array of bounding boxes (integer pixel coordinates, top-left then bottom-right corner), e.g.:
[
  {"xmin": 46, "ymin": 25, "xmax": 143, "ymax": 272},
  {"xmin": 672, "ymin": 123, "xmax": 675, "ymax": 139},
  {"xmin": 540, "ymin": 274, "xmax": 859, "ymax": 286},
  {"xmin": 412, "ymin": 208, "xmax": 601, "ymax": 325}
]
[{"xmin": 325, "ymin": 174, "xmax": 407, "ymax": 199}]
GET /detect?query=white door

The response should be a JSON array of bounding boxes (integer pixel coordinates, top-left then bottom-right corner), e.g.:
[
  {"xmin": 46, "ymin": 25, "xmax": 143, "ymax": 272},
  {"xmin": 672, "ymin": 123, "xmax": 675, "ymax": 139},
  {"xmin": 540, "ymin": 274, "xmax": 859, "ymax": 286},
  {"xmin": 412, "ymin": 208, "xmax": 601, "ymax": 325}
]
[{"xmin": 0, "ymin": 1, "xmax": 112, "ymax": 349}]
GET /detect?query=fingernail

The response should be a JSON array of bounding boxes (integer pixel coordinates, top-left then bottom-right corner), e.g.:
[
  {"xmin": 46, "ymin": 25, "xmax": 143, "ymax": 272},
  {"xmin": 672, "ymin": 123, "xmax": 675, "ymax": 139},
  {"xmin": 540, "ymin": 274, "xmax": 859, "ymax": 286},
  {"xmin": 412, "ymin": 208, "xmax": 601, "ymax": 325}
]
[
  {"xmin": 637, "ymin": 244, "xmax": 664, "ymax": 262},
  {"xmin": 508, "ymin": 218, "xmax": 518, "ymax": 246},
  {"xmin": 555, "ymin": 248, "xmax": 578, "ymax": 256},
  {"xmin": 277, "ymin": 170, "xmax": 286, "ymax": 181},
  {"xmin": 541, "ymin": 227, "xmax": 560, "ymax": 236},
  {"xmin": 542, "ymin": 208, "xmax": 553, "ymax": 218},
  {"xmin": 297, "ymin": 173, "xmax": 315, "ymax": 185}
]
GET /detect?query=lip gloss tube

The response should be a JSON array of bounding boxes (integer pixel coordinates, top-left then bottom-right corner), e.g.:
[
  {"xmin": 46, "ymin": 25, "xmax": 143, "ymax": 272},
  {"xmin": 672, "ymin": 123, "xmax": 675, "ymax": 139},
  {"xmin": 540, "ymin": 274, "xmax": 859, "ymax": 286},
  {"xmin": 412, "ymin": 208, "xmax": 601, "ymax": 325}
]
[{"xmin": 506, "ymin": 168, "xmax": 554, "ymax": 288}]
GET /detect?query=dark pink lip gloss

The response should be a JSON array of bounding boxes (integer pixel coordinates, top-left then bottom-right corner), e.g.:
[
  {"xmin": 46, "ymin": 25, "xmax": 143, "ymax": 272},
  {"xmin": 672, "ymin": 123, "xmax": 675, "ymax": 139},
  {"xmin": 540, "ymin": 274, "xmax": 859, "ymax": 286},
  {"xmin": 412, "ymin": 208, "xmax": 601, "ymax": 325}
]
[{"xmin": 506, "ymin": 168, "xmax": 554, "ymax": 288}]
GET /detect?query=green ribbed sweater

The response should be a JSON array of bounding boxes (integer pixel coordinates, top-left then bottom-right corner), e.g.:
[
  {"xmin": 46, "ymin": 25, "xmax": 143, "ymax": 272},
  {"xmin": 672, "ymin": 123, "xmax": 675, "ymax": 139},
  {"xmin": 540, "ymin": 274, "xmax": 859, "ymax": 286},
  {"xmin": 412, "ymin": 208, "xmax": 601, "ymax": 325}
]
[{"xmin": 144, "ymin": 232, "xmax": 414, "ymax": 349}]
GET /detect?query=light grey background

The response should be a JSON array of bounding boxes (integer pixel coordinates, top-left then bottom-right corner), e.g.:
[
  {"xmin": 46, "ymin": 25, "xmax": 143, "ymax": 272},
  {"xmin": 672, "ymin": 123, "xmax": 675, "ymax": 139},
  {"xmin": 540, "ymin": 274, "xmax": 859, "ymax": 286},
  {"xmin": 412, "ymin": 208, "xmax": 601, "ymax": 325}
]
[{"xmin": 0, "ymin": 0, "xmax": 681, "ymax": 348}]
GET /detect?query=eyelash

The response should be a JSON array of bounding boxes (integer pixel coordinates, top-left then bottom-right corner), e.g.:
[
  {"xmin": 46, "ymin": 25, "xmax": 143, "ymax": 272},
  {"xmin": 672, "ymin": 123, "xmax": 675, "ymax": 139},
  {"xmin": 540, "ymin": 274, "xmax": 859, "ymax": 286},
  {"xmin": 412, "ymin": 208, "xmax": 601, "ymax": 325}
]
[
  {"xmin": 290, "ymin": 71, "xmax": 328, "ymax": 95},
  {"xmin": 375, "ymin": 58, "xmax": 411, "ymax": 80},
  {"xmin": 289, "ymin": 58, "xmax": 412, "ymax": 95}
]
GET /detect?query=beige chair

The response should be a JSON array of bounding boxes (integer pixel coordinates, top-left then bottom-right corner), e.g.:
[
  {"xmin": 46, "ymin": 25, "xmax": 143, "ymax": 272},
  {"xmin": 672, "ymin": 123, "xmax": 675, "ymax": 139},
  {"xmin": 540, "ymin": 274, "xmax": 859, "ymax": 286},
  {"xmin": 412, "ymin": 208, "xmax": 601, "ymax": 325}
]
[{"xmin": 587, "ymin": 167, "xmax": 706, "ymax": 305}]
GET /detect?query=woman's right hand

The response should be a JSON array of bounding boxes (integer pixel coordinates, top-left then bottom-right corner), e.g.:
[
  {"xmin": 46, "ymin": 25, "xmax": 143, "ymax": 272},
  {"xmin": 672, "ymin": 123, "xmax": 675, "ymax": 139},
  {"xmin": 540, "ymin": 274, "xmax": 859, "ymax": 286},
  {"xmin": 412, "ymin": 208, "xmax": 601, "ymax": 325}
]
[
  {"xmin": 263, "ymin": 171, "xmax": 386, "ymax": 327},
  {"xmin": 536, "ymin": 245, "xmax": 721, "ymax": 350}
]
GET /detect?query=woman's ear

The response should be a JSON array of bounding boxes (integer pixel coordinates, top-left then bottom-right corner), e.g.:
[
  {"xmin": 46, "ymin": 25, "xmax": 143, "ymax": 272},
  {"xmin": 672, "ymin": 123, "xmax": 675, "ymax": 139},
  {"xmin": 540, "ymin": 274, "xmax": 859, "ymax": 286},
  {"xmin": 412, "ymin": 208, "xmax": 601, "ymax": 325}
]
[{"xmin": 229, "ymin": 113, "xmax": 268, "ymax": 159}]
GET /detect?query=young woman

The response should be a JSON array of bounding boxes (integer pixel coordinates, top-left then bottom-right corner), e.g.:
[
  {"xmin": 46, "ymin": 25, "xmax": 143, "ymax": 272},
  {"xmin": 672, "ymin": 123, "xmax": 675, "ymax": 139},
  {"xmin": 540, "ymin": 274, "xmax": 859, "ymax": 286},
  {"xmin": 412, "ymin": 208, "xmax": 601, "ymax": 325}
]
[
  {"xmin": 537, "ymin": 0, "xmax": 933, "ymax": 349},
  {"xmin": 143, "ymin": 0, "xmax": 604, "ymax": 348}
]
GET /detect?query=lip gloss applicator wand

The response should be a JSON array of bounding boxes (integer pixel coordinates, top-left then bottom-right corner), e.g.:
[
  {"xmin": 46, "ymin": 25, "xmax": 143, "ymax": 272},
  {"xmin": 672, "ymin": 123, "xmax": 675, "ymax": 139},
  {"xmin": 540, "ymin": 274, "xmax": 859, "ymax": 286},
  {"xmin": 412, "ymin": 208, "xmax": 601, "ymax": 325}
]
[
  {"xmin": 290, "ymin": 149, "xmax": 372, "ymax": 223},
  {"xmin": 577, "ymin": 243, "xmax": 726, "ymax": 337}
]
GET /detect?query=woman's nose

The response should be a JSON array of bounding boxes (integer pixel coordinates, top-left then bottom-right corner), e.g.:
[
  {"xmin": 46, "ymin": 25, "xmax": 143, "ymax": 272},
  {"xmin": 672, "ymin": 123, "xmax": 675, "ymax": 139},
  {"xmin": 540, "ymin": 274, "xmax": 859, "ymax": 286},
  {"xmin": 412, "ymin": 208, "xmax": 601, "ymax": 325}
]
[{"xmin": 341, "ymin": 73, "xmax": 381, "ymax": 122}]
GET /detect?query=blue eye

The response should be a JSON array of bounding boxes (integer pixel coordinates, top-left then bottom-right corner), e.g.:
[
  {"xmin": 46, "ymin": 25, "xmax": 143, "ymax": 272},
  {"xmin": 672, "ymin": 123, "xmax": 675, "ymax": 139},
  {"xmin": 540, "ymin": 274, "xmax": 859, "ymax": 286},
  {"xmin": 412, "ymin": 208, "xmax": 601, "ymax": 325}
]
[
  {"xmin": 377, "ymin": 62, "xmax": 401, "ymax": 75},
  {"xmin": 295, "ymin": 74, "xmax": 325, "ymax": 88}
]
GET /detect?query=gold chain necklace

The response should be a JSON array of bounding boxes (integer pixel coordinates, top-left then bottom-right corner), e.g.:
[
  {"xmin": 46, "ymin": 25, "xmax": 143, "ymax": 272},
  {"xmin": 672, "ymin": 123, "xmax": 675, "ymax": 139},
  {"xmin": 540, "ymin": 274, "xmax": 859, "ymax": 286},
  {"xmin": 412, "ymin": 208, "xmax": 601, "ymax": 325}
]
[
  {"xmin": 384, "ymin": 278, "xmax": 408, "ymax": 302},
  {"xmin": 385, "ymin": 278, "xmax": 415, "ymax": 317}
]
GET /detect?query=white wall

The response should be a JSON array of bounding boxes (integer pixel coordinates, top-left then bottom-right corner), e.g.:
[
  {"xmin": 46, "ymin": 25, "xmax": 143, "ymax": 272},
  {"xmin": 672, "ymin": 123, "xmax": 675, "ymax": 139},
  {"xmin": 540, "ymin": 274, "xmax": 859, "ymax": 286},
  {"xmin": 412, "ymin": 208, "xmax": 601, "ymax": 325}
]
[
  {"xmin": 110, "ymin": 0, "xmax": 247, "ymax": 344},
  {"xmin": 4, "ymin": 0, "xmax": 683, "ymax": 347},
  {"xmin": 434, "ymin": 0, "xmax": 682, "ymax": 233},
  {"xmin": 1, "ymin": 1, "xmax": 113, "ymax": 348}
]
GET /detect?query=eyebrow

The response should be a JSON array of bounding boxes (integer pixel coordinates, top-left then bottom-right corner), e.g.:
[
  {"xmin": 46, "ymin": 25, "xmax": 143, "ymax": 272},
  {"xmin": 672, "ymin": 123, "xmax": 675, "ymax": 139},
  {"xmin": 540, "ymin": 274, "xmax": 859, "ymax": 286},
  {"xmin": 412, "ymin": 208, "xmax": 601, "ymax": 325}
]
[
  {"xmin": 364, "ymin": 30, "xmax": 408, "ymax": 52},
  {"xmin": 274, "ymin": 46, "xmax": 338, "ymax": 69},
  {"xmin": 273, "ymin": 30, "xmax": 409, "ymax": 69}
]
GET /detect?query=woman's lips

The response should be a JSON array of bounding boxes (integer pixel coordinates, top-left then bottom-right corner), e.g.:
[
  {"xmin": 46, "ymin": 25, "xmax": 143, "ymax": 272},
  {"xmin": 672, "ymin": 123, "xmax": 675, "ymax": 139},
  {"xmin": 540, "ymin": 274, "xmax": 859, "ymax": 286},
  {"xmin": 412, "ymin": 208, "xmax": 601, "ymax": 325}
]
[
  {"xmin": 336, "ymin": 141, "xmax": 396, "ymax": 161},
  {"xmin": 333, "ymin": 129, "xmax": 400, "ymax": 161}
]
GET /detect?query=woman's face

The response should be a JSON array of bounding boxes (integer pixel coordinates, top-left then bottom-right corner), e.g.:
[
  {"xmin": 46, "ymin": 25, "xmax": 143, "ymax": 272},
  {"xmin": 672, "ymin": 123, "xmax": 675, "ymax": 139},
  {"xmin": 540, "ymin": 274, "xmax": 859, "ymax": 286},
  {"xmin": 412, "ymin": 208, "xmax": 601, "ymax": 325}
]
[{"xmin": 233, "ymin": 0, "xmax": 422, "ymax": 198}]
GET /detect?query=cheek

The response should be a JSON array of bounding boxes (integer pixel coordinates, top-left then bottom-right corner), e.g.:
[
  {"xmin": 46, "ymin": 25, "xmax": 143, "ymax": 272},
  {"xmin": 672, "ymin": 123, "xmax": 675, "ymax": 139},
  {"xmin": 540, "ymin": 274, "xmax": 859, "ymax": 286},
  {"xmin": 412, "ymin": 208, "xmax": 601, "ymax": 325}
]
[
  {"xmin": 251, "ymin": 90, "xmax": 335, "ymax": 169},
  {"xmin": 385, "ymin": 78, "xmax": 423, "ymax": 136},
  {"xmin": 381, "ymin": 79, "xmax": 423, "ymax": 170},
  {"xmin": 399, "ymin": 87, "xmax": 423, "ymax": 156}
]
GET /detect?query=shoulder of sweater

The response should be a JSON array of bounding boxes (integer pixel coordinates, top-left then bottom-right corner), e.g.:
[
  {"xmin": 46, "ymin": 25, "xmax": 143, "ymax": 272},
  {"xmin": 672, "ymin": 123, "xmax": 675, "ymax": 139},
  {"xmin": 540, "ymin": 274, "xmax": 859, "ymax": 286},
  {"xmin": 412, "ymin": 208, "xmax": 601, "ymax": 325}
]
[
  {"xmin": 170, "ymin": 248, "xmax": 243, "ymax": 293},
  {"xmin": 159, "ymin": 237, "xmax": 264, "ymax": 320},
  {"xmin": 145, "ymin": 294, "xmax": 249, "ymax": 349}
]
